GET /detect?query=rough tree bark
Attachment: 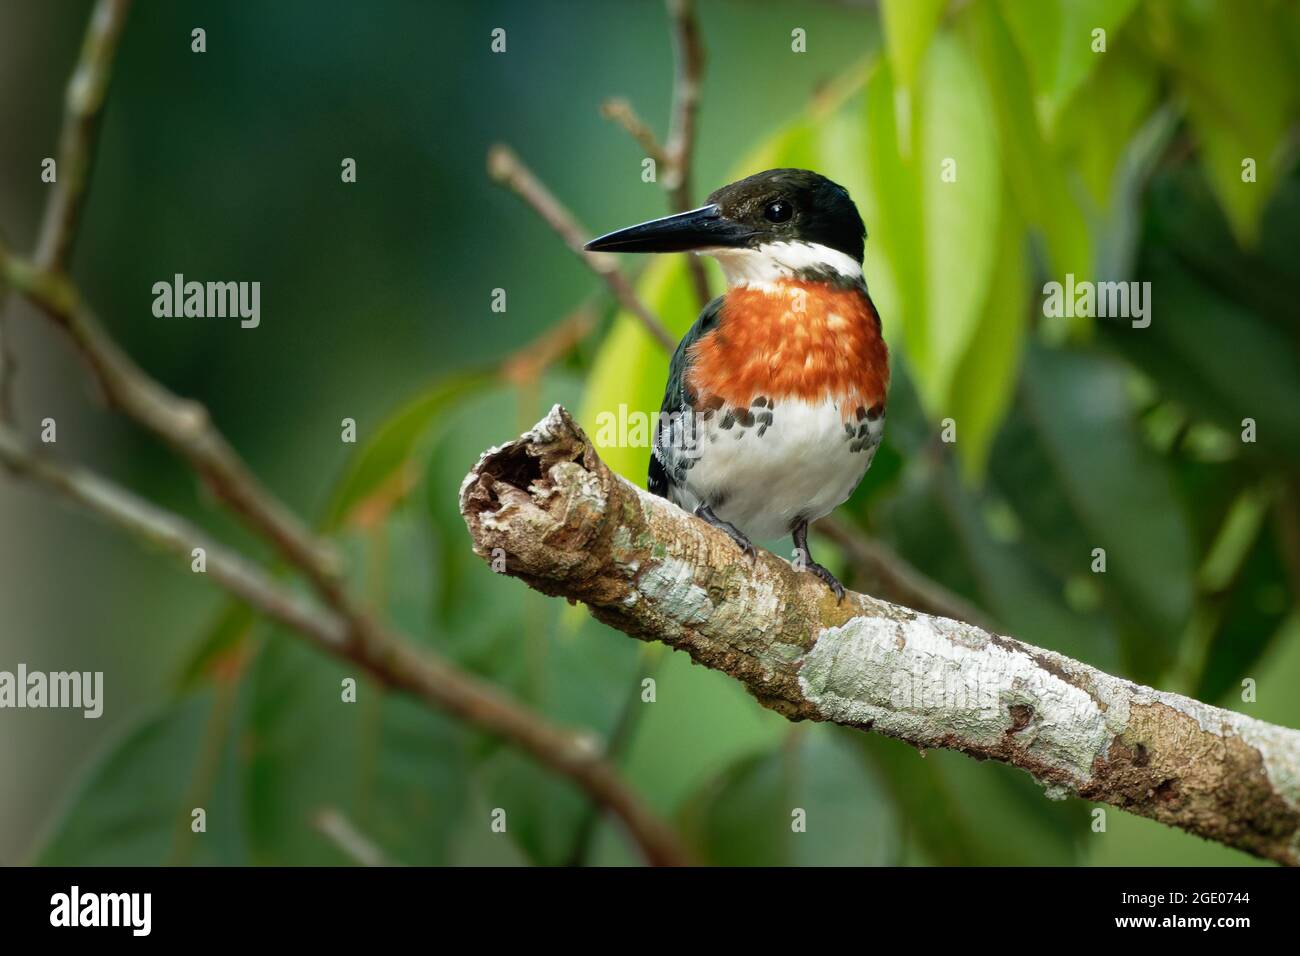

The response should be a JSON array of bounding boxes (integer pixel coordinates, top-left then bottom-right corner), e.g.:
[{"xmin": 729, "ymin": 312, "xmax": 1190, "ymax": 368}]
[{"xmin": 460, "ymin": 405, "xmax": 1300, "ymax": 866}]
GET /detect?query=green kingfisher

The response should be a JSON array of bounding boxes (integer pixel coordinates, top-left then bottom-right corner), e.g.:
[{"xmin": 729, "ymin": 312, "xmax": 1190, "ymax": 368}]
[{"xmin": 586, "ymin": 168, "xmax": 888, "ymax": 601}]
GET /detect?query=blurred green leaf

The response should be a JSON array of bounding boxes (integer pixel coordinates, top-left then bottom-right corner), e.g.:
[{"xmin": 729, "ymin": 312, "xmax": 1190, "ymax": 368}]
[
  {"xmin": 1102, "ymin": 169, "xmax": 1300, "ymax": 463},
  {"xmin": 864, "ymin": 36, "xmax": 1001, "ymax": 419},
  {"xmin": 990, "ymin": 343, "xmax": 1195, "ymax": 678},
  {"xmin": 244, "ymin": 630, "xmax": 469, "ymax": 865},
  {"xmin": 680, "ymin": 726, "xmax": 900, "ymax": 865},
  {"xmin": 35, "ymin": 689, "xmax": 247, "ymax": 865},
  {"xmin": 1194, "ymin": 498, "xmax": 1293, "ymax": 703},
  {"xmin": 880, "ymin": 0, "xmax": 946, "ymax": 88},
  {"xmin": 621, "ymin": 649, "xmax": 787, "ymax": 814},
  {"xmin": 474, "ymin": 748, "xmax": 589, "ymax": 866},
  {"xmin": 423, "ymin": 376, "xmax": 583, "ymax": 635},
  {"xmin": 863, "ymin": 61, "xmax": 924, "ymax": 354},
  {"xmin": 416, "ymin": 378, "xmax": 649, "ymax": 864},
  {"xmin": 323, "ymin": 371, "xmax": 494, "ymax": 531},
  {"xmin": 918, "ymin": 36, "xmax": 1001, "ymax": 413},
  {"xmin": 998, "ymin": 0, "xmax": 1140, "ymax": 132},
  {"xmin": 177, "ymin": 600, "xmax": 257, "ymax": 691},
  {"xmin": 1162, "ymin": 0, "xmax": 1295, "ymax": 243},
  {"xmin": 680, "ymin": 747, "xmax": 790, "ymax": 866},
  {"xmin": 465, "ymin": 614, "xmax": 645, "ymax": 865},
  {"xmin": 915, "ymin": 33, "xmax": 1002, "ymax": 398},
  {"xmin": 946, "ymin": 202, "xmax": 1029, "ymax": 480},
  {"xmin": 1057, "ymin": 38, "xmax": 1159, "ymax": 207},
  {"xmin": 1110, "ymin": 261, "xmax": 1300, "ymax": 464},
  {"xmin": 858, "ymin": 730, "xmax": 1084, "ymax": 865},
  {"xmin": 881, "ymin": 442, "xmax": 1121, "ymax": 669},
  {"xmin": 179, "ymin": 370, "xmax": 495, "ymax": 689},
  {"xmin": 1139, "ymin": 164, "xmax": 1300, "ymax": 319},
  {"xmin": 961, "ymin": 0, "xmax": 1093, "ymax": 280},
  {"xmin": 578, "ymin": 258, "xmax": 698, "ymax": 487},
  {"xmin": 445, "ymin": 791, "xmax": 531, "ymax": 866},
  {"xmin": 246, "ymin": 487, "xmax": 470, "ymax": 865}
]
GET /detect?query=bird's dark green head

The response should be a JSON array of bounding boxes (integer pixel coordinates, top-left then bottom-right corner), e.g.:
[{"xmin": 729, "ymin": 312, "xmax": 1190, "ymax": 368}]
[
  {"xmin": 705, "ymin": 168, "xmax": 865, "ymax": 263},
  {"xmin": 585, "ymin": 168, "xmax": 866, "ymax": 270}
]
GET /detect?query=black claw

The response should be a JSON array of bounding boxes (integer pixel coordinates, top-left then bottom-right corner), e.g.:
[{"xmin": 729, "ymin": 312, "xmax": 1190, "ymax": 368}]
[
  {"xmin": 791, "ymin": 518, "xmax": 845, "ymax": 603},
  {"xmin": 806, "ymin": 561, "xmax": 846, "ymax": 603},
  {"xmin": 695, "ymin": 504, "xmax": 756, "ymax": 562},
  {"xmin": 721, "ymin": 524, "xmax": 757, "ymax": 562}
]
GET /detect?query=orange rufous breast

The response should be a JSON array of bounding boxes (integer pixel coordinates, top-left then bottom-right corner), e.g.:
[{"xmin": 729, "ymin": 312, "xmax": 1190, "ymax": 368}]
[{"xmin": 685, "ymin": 280, "xmax": 889, "ymax": 421}]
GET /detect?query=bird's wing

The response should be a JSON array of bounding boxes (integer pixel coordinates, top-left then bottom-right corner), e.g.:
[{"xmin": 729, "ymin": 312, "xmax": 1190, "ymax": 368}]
[{"xmin": 649, "ymin": 294, "xmax": 725, "ymax": 498}]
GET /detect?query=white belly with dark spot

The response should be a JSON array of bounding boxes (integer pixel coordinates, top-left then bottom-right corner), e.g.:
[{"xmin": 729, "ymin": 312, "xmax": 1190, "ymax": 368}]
[{"xmin": 662, "ymin": 396, "xmax": 883, "ymax": 542}]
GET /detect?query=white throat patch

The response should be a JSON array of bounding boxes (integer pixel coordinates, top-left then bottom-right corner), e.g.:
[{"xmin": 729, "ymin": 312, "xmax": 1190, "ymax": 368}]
[{"xmin": 702, "ymin": 241, "xmax": 863, "ymax": 289}]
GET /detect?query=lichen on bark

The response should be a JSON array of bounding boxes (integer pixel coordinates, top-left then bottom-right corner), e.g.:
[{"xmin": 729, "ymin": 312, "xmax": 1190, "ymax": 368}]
[{"xmin": 460, "ymin": 405, "xmax": 1300, "ymax": 865}]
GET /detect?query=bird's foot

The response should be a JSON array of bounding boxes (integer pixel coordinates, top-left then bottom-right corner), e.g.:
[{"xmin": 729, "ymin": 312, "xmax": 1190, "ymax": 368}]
[
  {"xmin": 694, "ymin": 504, "xmax": 757, "ymax": 562},
  {"xmin": 804, "ymin": 561, "xmax": 846, "ymax": 603},
  {"xmin": 790, "ymin": 520, "xmax": 845, "ymax": 603}
]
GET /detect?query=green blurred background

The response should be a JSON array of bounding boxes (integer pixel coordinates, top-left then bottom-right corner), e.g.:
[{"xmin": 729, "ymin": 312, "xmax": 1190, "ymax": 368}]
[{"xmin": 1, "ymin": 0, "xmax": 1298, "ymax": 866}]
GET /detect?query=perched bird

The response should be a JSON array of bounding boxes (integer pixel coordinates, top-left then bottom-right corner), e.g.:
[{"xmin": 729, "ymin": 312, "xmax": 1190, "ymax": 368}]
[{"xmin": 585, "ymin": 169, "xmax": 888, "ymax": 601}]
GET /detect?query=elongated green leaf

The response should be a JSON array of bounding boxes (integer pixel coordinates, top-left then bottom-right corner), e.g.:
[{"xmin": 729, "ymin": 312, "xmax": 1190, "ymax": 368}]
[
  {"xmin": 621, "ymin": 648, "xmax": 788, "ymax": 815},
  {"xmin": 579, "ymin": 258, "xmax": 700, "ymax": 486},
  {"xmin": 998, "ymin": 0, "xmax": 1140, "ymax": 133},
  {"xmin": 1056, "ymin": 40, "xmax": 1159, "ymax": 206},
  {"xmin": 864, "ymin": 36, "xmax": 1001, "ymax": 418},
  {"xmin": 916, "ymin": 35, "xmax": 1002, "ymax": 412},
  {"xmin": 990, "ymin": 343, "xmax": 1195, "ymax": 678},
  {"xmin": 881, "ymin": 0, "xmax": 947, "ymax": 88},
  {"xmin": 177, "ymin": 600, "xmax": 257, "ymax": 691},
  {"xmin": 679, "ymin": 727, "xmax": 900, "ymax": 866},
  {"xmin": 35, "ymin": 690, "xmax": 248, "ymax": 865},
  {"xmin": 1164, "ymin": 0, "xmax": 1294, "ymax": 243},
  {"xmin": 1101, "ymin": 169, "xmax": 1300, "ymax": 463},
  {"xmin": 880, "ymin": 424, "xmax": 1121, "ymax": 669},
  {"xmin": 323, "ymin": 371, "xmax": 493, "ymax": 531},
  {"xmin": 858, "ymin": 731, "xmax": 1084, "ymax": 865},
  {"xmin": 961, "ymin": 1, "xmax": 1092, "ymax": 280},
  {"xmin": 1194, "ymin": 498, "xmax": 1293, "ymax": 703},
  {"xmin": 863, "ymin": 62, "xmax": 924, "ymax": 357},
  {"xmin": 244, "ymin": 629, "xmax": 469, "ymax": 865},
  {"xmin": 946, "ymin": 202, "xmax": 1029, "ymax": 481}
]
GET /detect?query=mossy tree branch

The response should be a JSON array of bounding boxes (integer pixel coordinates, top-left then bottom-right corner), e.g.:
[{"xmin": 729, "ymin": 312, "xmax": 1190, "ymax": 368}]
[{"xmin": 460, "ymin": 405, "xmax": 1300, "ymax": 866}]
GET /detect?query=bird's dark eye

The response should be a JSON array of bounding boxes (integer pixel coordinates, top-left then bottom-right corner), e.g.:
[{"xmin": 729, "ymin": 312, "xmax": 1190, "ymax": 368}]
[{"xmin": 764, "ymin": 200, "xmax": 793, "ymax": 223}]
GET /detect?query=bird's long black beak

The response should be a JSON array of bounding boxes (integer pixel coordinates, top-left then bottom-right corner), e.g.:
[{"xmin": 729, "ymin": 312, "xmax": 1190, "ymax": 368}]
[{"xmin": 584, "ymin": 204, "xmax": 752, "ymax": 253}]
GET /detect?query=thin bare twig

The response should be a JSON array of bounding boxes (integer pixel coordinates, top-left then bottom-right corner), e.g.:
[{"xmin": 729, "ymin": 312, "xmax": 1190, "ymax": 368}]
[
  {"xmin": 35, "ymin": 0, "xmax": 133, "ymax": 272},
  {"xmin": 487, "ymin": 144, "xmax": 676, "ymax": 351},
  {"xmin": 1, "ymin": 252, "xmax": 348, "ymax": 599},
  {"xmin": 500, "ymin": 304, "xmax": 597, "ymax": 388},
  {"xmin": 0, "ymin": 274, "xmax": 13, "ymax": 424},
  {"xmin": 599, "ymin": 98, "xmax": 669, "ymax": 168},
  {"xmin": 0, "ymin": 416, "xmax": 691, "ymax": 865},
  {"xmin": 0, "ymin": 4, "xmax": 692, "ymax": 867},
  {"xmin": 663, "ymin": 0, "xmax": 710, "ymax": 306},
  {"xmin": 814, "ymin": 516, "xmax": 992, "ymax": 629},
  {"xmin": 0, "ymin": 424, "xmax": 346, "ymax": 647},
  {"xmin": 313, "ymin": 808, "xmax": 397, "ymax": 867},
  {"xmin": 599, "ymin": 3, "xmax": 710, "ymax": 306}
]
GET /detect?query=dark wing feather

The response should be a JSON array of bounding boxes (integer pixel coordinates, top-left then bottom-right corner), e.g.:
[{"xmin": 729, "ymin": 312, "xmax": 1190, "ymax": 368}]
[{"xmin": 648, "ymin": 294, "xmax": 724, "ymax": 498}]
